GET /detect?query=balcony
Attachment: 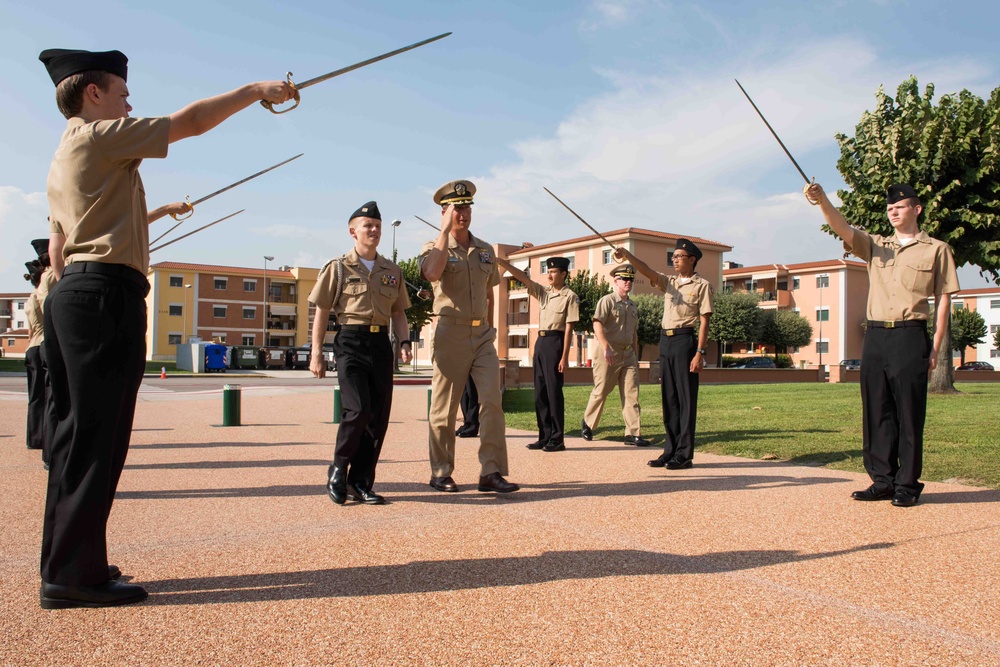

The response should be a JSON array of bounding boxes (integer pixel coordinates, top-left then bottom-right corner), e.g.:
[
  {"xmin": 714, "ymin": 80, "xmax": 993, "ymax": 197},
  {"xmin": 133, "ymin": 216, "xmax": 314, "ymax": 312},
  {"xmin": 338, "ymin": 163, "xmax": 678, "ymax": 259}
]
[
  {"xmin": 506, "ymin": 312, "xmax": 530, "ymax": 326},
  {"xmin": 757, "ymin": 289, "xmax": 791, "ymax": 308}
]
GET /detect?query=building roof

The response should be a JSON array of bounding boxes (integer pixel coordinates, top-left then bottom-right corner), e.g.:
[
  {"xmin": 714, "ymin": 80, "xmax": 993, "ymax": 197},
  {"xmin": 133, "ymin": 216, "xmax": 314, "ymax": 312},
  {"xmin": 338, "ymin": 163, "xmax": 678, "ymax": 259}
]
[
  {"xmin": 507, "ymin": 227, "xmax": 732, "ymax": 256},
  {"xmin": 723, "ymin": 258, "xmax": 866, "ymax": 277},
  {"xmin": 955, "ymin": 286, "xmax": 1000, "ymax": 297},
  {"xmin": 0, "ymin": 293, "xmax": 31, "ymax": 299},
  {"xmin": 149, "ymin": 261, "xmax": 296, "ymax": 279}
]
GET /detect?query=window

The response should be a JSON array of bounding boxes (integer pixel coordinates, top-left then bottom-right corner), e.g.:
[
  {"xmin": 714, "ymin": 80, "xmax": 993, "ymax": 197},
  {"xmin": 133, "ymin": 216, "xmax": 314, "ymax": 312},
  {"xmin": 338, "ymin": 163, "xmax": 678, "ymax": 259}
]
[
  {"xmin": 243, "ymin": 307, "xmax": 256, "ymax": 319},
  {"xmin": 815, "ymin": 341, "xmax": 829, "ymax": 354},
  {"xmin": 991, "ymin": 349, "xmax": 1000, "ymax": 358},
  {"xmin": 17, "ymin": 302, "xmax": 24, "ymax": 310},
  {"xmin": 816, "ymin": 308, "xmax": 829, "ymax": 322},
  {"xmin": 792, "ymin": 277, "xmax": 800, "ymax": 290},
  {"xmin": 244, "ymin": 279, "xmax": 257, "ymax": 292},
  {"xmin": 508, "ymin": 335, "xmax": 528, "ymax": 348},
  {"xmin": 169, "ymin": 305, "xmax": 182, "ymax": 317},
  {"xmin": 169, "ymin": 276, "xmax": 183, "ymax": 287},
  {"xmin": 213, "ymin": 278, "xmax": 227, "ymax": 290},
  {"xmin": 816, "ymin": 275, "xmax": 829, "ymax": 288},
  {"xmin": 213, "ymin": 306, "xmax": 226, "ymax": 318},
  {"xmin": 242, "ymin": 335, "xmax": 256, "ymax": 346},
  {"xmin": 7, "ymin": 338, "xmax": 14, "ymax": 347},
  {"xmin": 990, "ymin": 325, "xmax": 999, "ymax": 334},
  {"xmin": 990, "ymin": 299, "xmax": 1000, "ymax": 309},
  {"xmin": 168, "ymin": 334, "xmax": 182, "ymax": 345},
  {"xmin": 666, "ymin": 251, "xmax": 674, "ymax": 264},
  {"xmin": 212, "ymin": 333, "xmax": 227, "ymax": 344},
  {"xmin": 603, "ymin": 249, "xmax": 614, "ymax": 264}
]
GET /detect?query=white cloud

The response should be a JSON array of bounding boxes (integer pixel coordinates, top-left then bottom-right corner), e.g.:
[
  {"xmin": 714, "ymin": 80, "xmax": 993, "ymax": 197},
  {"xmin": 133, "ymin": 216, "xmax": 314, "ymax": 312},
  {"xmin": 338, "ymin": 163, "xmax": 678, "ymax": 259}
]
[
  {"xmin": 0, "ymin": 186, "xmax": 49, "ymax": 295},
  {"xmin": 580, "ymin": 0, "xmax": 660, "ymax": 31}
]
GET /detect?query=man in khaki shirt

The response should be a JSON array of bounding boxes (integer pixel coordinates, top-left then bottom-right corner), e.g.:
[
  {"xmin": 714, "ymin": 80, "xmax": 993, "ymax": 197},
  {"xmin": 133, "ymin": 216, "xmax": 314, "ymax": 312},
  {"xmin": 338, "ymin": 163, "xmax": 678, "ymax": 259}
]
[
  {"xmin": 805, "ymin": 182, "xmax": 959, "ymax": 507},
  {"xmin": 581, "ymin": 264, "xmax": 650, "ymax": 446},
  {"xmin": 419, "ymin": 180, "xmax": 518, "ymax": 493},
  {"xmin": 497, "ymin": 256, "xmax": 580, "ymax": 452},
  {"xmin": 38, "ymin": 47, "xmax": 293, "ymax": 609},
  {"xmin": 616, "ymin": 239, "xmax": 713, "ymax": 469},
  {"xmin": 308, "ymin": 201, "xmax": 412, "ymax": 506}
]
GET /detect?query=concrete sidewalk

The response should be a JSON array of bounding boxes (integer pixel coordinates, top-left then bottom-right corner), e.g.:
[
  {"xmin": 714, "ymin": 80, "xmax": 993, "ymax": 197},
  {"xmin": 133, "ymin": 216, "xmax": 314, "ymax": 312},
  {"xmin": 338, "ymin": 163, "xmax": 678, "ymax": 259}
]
[{"xmin": 1, "ymin": 385, "xmax": 998, "ymax": 666}]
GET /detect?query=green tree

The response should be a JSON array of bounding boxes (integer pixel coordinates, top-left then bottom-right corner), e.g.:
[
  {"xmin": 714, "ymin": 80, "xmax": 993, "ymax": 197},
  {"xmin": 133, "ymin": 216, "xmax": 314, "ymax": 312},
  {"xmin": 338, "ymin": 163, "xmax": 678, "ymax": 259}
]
[
  {"xmin": 707, "ymin": 290, "xmax": 762, "ymax": 363},
  {"xmin": 565, "ymin": 269, "xmax": 611, "ymax": 366},
  {"xmin": 631, "ymin": 293, "xmax": 664, "ymax": 359},
  {"xmin": 758, "ymin": 309, "xmax": 813, "ymax": 362},
  {"xmin": 398, "ymin": 257, "xmax": 434, "ymax": 335},
  {"xmin": 833, "ymin": 77, "xmax": 1000, "ymax": 392},
  {"xmin": 994, "ymin": 325, "xmax": 1000, "ymax": 351},
  {"xmin": 951, "ymin": 307, "xmax": 987, "ymax": 366}
]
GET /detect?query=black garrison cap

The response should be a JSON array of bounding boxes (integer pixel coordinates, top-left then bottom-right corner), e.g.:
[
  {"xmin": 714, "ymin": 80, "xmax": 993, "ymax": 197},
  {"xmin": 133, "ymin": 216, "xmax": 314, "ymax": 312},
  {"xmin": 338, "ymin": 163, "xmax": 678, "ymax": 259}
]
[
  {"xmin": 674, "ymin": 238, "xmax": 703, "ymax": 260},
  {"xmin": 546, "ymin": 257, "xmax": 570, "ymax": 271},
  {"xmin": 39, "ymin": 49, "xmax": 128, "ymax": 86},
  {"xmin": 31, "ymin": 239, "xmax": 49, "ymax": 257},
  {"xmin": 349, "ymin": 201, "xmax": 381, "ymax": 222},
  {"xmin": 610, "ymin": 264, "xmax": 636, "ymax": 279},
  {"xmin": 886, "ymin": 184, "xmax": 919, "ymax": 204}
]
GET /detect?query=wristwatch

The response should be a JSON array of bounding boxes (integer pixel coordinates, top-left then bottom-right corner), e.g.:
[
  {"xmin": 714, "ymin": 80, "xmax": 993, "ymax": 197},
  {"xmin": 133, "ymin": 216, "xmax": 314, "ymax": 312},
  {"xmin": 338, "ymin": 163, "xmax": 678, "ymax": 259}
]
[{"xmin": 697, "ymin": 348, "xmax": 706, "ymax": 355}]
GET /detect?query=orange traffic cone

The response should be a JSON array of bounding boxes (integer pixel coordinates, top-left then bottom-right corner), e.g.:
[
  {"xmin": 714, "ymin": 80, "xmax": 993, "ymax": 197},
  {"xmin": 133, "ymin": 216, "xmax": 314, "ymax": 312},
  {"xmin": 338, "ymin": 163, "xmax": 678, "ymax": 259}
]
[{"xmin": 160, "ymin": 366, "xmax": 167, "ymax": 379}]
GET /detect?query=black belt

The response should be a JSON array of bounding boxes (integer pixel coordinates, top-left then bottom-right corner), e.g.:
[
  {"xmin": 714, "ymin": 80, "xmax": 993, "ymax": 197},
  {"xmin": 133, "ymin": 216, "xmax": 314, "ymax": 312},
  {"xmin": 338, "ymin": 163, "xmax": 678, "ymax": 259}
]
[
  {"xmin": 662, "ymin": 327, "xmax": 694, "ymax": 336},
  {"xmin": 62, "ymin": 262, "xmax": 148, "ymax": 292},
  {"xmin": 335, "ymin": 324, "xmax": 389, "ymax": 333},
  {"xmin": 537, "ymin": 330, "xmax": 563, "ymax": 337},
  {"xmin": 867, "ymin": 320, "xmax": 927, "ymax": 329}
]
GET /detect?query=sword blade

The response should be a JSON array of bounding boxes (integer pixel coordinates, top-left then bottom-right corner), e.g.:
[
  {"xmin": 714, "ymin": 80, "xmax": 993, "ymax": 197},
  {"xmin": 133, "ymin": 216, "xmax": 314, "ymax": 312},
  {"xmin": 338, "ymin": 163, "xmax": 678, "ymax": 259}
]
[
  {"xmin": 734, "ymin": 79, "xmax": 811, "ymax": 185},
  {"xmin": 542, "ymin": 187, "xmax": 618, "ymax": 251},
  {"xmin": 297, "ymin": 32, "xmax": 452, "ymax": 90},
  {"xmin": 150, "ymin": 210, "xmax": 245, "ymax": 253},
  {"xmin": 414, "ymin": 214, "xmax": 441, "ymax": 231}
]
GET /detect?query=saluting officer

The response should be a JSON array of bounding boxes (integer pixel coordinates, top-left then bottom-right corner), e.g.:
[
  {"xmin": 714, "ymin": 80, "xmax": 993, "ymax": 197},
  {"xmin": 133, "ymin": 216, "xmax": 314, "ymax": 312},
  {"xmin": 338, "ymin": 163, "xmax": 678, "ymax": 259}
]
[
  {"xmin": 616, "ymin": 240, "xmax": 713, "ymax": 469},
  {"xmin": 581, "ymin": 264, "xmax": 651, "ymax": 446},
  {"xmin": 38, "ymin": 47, "xmax": 293, "ymax": 609},
  {"xmin": 309, "ymin": 201, "xmax": 412, "ymax": 506},
  {"xmin": 497, "ymin": 256, "xmax": 580, "ymax": 451},
  {"xmin": 805, "ymin": 182, "xmax": 959, "ymax": 507},
  {"xmin": 419, "ymin": 180, "xmax": 518, "ymax": 493}
]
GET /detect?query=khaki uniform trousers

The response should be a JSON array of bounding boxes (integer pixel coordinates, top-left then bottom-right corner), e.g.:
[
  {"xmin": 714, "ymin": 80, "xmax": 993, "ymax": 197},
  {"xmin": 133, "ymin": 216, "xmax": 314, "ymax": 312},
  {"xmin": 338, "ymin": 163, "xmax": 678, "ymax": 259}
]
[
  {"xmin": 429, "ymin": 323, "xmax": 508, "ymax": 477},
  {"xmin": 583, "ymin": 346, "xmax": 641, "ymax": 436}
]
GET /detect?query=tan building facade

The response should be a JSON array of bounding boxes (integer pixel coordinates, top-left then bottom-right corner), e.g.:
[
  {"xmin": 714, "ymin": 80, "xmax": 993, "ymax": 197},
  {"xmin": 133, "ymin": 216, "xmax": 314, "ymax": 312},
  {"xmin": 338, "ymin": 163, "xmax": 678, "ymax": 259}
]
[
  {"xmin": 952, "ymin": 287, "xmax": 1000, "ymax": 365},
  {"xmin": 1, "ymin": 292, "xmax": 32, "ymax": 356}
]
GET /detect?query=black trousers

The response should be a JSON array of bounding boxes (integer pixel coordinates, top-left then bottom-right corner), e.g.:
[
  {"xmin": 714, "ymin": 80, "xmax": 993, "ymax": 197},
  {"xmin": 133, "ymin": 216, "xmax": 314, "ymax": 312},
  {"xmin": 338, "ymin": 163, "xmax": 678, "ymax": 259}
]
[
  {"xmin": 534, "ymin": 335, "xmax": 565, "ymax": 444},
  {"xmin": 332, "ymin": 329, "xmax": 394, "ymax": 486},
  {"xmin": 659, "ymin": 331, "xmax": 699, "ymax": 463},
  {"xmin": 25, "ymin": 345, "xmax": 45, "ymax": 452},
  {"xmin": 458, "ymin": 375, "xmax": 480, "ymax": 434},
  {"xmin": 860, "ymin": 326, "xmax": 930, "ymax": 495},
  {"xmin": 41, "ymin": 268, "xmax": 148, "ymax": 586}
]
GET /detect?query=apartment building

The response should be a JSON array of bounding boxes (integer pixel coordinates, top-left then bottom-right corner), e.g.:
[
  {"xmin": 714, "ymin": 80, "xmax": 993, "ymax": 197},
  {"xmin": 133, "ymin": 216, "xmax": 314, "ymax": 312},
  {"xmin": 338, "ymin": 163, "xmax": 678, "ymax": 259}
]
[
  {"xmin": 722, "ymin": 259, "xmax": 870, "ymax": 369},
  {"xmin": 1, "ymin": 292, "xmax": 31, "ymax": 356},
  {"xmin": 953, "ymin": 287, "xmax": 1000, "ymax": 364}
]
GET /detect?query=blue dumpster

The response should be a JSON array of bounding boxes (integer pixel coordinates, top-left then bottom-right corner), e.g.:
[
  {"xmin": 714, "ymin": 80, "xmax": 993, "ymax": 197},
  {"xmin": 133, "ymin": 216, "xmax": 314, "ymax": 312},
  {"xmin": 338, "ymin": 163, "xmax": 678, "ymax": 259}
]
[{"xmin": 205, "ymin": 344, "xmax": 228, "ymax": 372}]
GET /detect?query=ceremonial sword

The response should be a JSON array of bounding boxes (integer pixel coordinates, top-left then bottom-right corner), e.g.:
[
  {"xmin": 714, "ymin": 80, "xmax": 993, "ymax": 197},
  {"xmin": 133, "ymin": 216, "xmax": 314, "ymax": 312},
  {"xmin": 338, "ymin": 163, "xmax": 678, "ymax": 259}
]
[
  {"xmin": 734, "ymin": 79, "xmax": 817, "ymax": 202},
  {"xmin": 150, "ymin": 210, "xmax": 245, "ymax": 254},
  {"xmin": 151, "ymin": 153, "xmax": 303, "ymax": 247},
  {"xmin": 414, "ymin": 214, "xmax": 440, "ymax": 231},
  {"xmin": 262, "ymin": 32, "xmax": 452, "ymax": 114},
  {"xmin": 542, "ymin": 187, "xmax": 624, "ymax": 262}
]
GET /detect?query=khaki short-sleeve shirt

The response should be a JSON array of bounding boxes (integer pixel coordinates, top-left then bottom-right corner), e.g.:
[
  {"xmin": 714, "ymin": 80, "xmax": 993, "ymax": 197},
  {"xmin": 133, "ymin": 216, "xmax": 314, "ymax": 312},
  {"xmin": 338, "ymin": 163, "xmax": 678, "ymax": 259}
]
[
  {"xmin": 527, "ymin": 282, "xmax": 580, "ymax": 331},
  {"xmin": 47, "ymin": 116, "xmax": 170, "ymax": 274},
  {"xmin": 593, "ymin": 292, "xmax": 638, "ymax": 348},
  {"xmin": 845, "ymin": 228, "xmax": 960, "ymax": 321},
  {"xmin": 654, "ymin": 273, "xmax": 714, "ymax": 328},
  {"xmin": 26, "ymin": 293, "xmax": 43, "ymax": 348},
  {"xmin": 308, "ymin": 248, "xmax": 411, "ymax": 325},
  {"xmin": 419, "ymin": 233, "xmax": 499, "ymax": 318},
  {"xmin": 34, "ymin": 268, "xmax": 58, "ymax": 310}
]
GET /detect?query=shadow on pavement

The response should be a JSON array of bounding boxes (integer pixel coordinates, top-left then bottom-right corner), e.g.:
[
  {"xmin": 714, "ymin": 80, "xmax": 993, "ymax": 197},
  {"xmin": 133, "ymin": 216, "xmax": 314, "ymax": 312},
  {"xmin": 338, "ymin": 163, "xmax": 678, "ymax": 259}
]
[
  {"xmin": 124, "ymin": 459, "xmax": 330, "ymax": 471},
  {"xmin": 129, "ymin": 441, "xmax": 312, "ymax": 450}
]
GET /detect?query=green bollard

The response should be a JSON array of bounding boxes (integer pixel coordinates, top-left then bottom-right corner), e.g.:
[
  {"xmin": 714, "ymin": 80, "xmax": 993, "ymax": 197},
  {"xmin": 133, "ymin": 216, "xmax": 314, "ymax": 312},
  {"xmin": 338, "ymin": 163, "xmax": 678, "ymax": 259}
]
[
  {"xmin": 426, "ymin": 386, "xmax": 433, "ymax": 421},
  {"xmin": 333, "ymin": 385, "xmax": 341, "ymax": 424},
  {"xmin": 222, "ymin": 384, "xmax": 241, "ymax": 426}
]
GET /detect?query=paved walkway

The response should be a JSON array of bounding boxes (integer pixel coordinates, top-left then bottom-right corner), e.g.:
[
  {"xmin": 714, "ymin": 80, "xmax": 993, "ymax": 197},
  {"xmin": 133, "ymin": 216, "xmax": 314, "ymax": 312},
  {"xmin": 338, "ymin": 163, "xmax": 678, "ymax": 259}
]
[{"xmin": 1, "ymin": 385, "xmax": 998, "ymax": 666}]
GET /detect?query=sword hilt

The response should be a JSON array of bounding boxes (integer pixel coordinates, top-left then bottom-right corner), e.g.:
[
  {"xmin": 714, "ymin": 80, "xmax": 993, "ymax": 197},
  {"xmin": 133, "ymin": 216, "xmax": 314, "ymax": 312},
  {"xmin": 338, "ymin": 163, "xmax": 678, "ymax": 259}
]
[
  {"xmin": 169, "ymin": 196, "xmax": 194, "ymax": 221},
  {"xmin": 260, "ymin": 73, "xmax": 301, "ymax": 115}
]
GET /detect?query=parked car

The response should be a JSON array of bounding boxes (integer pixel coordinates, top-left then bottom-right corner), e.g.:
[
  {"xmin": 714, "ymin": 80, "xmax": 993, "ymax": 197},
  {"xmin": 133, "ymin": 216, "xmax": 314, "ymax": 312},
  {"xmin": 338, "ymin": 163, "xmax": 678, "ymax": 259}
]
[
  {"xmin": 840, "ymin": 359, "xmax": 861, "ymax": 371},
  {"xmin": 957, "ymin": 361, "xmax": 995, "ymax": 371},
  {"xmin": 728, "ymin": 356, "xmax": 776, "ymax": 369}
]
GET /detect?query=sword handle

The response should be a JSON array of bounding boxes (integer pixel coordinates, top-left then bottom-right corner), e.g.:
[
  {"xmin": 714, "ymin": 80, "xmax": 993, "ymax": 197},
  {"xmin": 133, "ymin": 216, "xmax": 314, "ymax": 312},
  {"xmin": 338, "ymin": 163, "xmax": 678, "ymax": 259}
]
[
  {"xmin": 260, "ymin": 73, "xmax": 301, "ymax": 114},
  {"xmin": 169, "ymin": 196, "xmax": 194, "ymax": 221}
]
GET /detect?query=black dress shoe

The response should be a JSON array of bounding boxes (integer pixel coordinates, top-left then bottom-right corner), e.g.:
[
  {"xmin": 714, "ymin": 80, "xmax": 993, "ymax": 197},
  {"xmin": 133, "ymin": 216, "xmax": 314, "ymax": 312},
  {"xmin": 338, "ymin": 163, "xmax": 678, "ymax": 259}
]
[
  {"xmin": 624, "ymin": 435, "xmax": 652, "ymax": 447},
  {"xmin": 666, "ymin": 459, "xmax": 692, "ymax": 470},
  {"xmin": 477, "ymin": 472, "xmax": 519, "ymax": 493},
  {"xmin": 108, "ymin": 565, "xmax": 121, "ymax": 580},
  {"xmin": 347, "ymin": 482, "xmax": 386, "ymax": 505},
  {"xmin": 40, "ymin": 580, "xmax": 148, "ymax": 609},
  {"xmin": 526, "ymin": 441, "xmax": 546, "ymax": 450},
  {"xmin": 581, "ymin": 419, "xmax": 593, "ymax": 441},
  {"xmin": 455, "ymin": 427, "xmax": 479, "ymax": 438},
  {"xmin": 851, "ymin": 484, "xmax": 894, "ymax": 501},
  {"xmin": 647, "ymin": 456, "xmax": 668, "ymax": 468},
  {"xmin": 542, "ymin": 442, "xmax": 566, "ymax": 452},
  {"xmin": 326, "ymin": 464, "xmax": 348, "ymax": 505},
  {"xmin": 430, "ymin": 476, "xmax": 459, "ymax": 492},
  {"xmin": 892, "ymin": 489, "xmax": 920, "ymax": 507}
]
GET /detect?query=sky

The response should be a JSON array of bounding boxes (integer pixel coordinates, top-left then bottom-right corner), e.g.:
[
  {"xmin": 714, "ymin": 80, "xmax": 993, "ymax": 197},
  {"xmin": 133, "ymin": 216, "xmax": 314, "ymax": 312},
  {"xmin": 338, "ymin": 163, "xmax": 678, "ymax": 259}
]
[{"xmin": 2, "ymin": 0, "xmax": 999, "ymax": 292}]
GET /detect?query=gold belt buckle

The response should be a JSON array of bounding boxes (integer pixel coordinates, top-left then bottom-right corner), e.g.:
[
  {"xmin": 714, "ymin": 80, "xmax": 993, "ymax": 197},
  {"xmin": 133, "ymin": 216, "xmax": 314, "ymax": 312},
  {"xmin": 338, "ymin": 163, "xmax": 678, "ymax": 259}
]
[
  {"xmin": 665, "ymin": 329, "xmax": 675, "ymax": 337},
  {"xmin": 884, "ymin": 321, "xmax": 895, "ymax": 329},
  {"xmin": 370, "ymin": 325, "xmax": 380, "ymax": 333},
  {"xmin": 623, "ymin": 345, "xmax": 632, "ymax": 351},
  {"xmin": 471, "ymin": 319, "xmax": 482, "ymax": 326}
]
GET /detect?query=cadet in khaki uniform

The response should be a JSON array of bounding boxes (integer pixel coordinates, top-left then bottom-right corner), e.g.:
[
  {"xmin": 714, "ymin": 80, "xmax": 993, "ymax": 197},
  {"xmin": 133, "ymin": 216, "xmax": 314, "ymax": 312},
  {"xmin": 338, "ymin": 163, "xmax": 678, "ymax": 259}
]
[
  {"xmin": 581, "ymin": 264, "xmax": 650, "ymax": 446},
  {"xmin": 419, "ymin": 180, "xmax": 518, "ymax": 493},
  {"xmin": 497, "ymin": 256, "xmax": 580, "ymax": 451},
  {"xmin": 805, "ymin": 182, "xmax": 959, "ymax": 507},
  {"xmin": 616, "ymin": 240, "xmax": 713, "ymax": 469},
  {"xmin": 23, "ymin": 244, "xmax": 50, "ymax": 457},
  {"xmin": 38, "ymin": 47, "xmax": 293, "ymax": 609},
  {"xmin": 308, "ymin": 201, "xmax": 412, "ymax": 506}
]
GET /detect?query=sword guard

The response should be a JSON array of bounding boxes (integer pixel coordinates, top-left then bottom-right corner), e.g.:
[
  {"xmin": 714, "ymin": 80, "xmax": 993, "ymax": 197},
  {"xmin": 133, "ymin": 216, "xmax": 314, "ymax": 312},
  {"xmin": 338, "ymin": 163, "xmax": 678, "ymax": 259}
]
[
  {"xmin": 803, "ymin": 178, "xmax": 820, "ymax": 206},
  {"xmin": 169, "ymin": 196, "xmax": 194, "ymax": 221},
  {"xmin": 260, "ymin": 73, "xmax": 301, "ymax": 115}
]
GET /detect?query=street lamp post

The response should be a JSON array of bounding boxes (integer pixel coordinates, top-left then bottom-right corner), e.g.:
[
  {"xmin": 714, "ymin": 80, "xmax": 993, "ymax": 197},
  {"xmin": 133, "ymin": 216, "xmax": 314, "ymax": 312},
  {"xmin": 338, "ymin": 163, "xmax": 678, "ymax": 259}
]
[
  {"xmin": 391, "ymin": 219, "xmax": 401, "ymax": 263},
  {"xmin": 263, "ymin": 256, "xmax": 274, "ymax": 347},
  {"xmin": 183, "ymin": 284, "xmax": 192, "ymax": 343}
]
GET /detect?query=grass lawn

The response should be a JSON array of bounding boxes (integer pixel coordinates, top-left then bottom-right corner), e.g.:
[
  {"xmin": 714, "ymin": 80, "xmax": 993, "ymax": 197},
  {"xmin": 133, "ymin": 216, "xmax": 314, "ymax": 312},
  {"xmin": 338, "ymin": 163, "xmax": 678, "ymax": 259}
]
[{"xmin": 502, "ymin": 383, "xmax": 1000, "ymax": 489}]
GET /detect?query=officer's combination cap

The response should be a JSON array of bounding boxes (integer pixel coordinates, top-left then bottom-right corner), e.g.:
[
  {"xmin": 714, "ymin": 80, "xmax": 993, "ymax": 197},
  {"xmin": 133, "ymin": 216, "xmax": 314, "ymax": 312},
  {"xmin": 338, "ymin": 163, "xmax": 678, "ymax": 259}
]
[
  {"xmin": 886, "ymin": 183, "xmax": 919, "ymax": 205},
  {"xmin": 674, "ymin": 238, "xmax": 703, "ymax": 260},
  {"xmin": 349, "ymin": 201, "xmax": 381, "ymax": 222},
  {"xmin": 39, "ymin": 49, "xmax": 128, "ymax": 86},
  {"xmin": 611, "ymin": 264, "xmax": 637, "ymax": 279},
  {"xmin": 434, "ymin": 180, "xmax": 476, "ymax": 206}
]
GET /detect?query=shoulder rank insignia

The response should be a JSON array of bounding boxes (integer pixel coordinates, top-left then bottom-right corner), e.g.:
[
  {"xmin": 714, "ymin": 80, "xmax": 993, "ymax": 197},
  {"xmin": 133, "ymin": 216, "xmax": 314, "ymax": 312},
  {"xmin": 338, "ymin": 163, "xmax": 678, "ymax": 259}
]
[
  {"xmin": 479, "ymin": 251, "xmax": 493, "ymax": 264},
  {"xmin": 381, "ymin": 274, "xmax": 398, "ymax": 287}
]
